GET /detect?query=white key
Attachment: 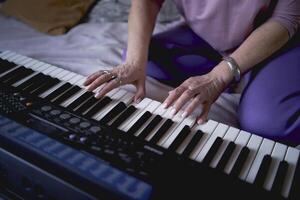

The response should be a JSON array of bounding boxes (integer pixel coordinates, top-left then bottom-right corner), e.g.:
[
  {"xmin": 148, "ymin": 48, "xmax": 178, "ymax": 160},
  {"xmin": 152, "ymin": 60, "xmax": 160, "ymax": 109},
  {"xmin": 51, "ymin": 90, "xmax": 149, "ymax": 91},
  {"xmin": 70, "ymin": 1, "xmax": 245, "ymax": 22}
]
[
  {"xmin": 17, "ymin": 57, "xmax": 33, "ymax": 66},
  {"xmin": 161, "ymin": 115, "xmax": 194, "ymax": 148},
  {"xmin": 61, "ymin": 89, "xmax": 86, "ymax": 107},
  {"xmin": 68, "ymin": 74, "xmax": 84, "ymax": 85},
  {"xmin": 246, "ymin": 138, "xmax": 275, "ymax": 184},
  {"xmin": 133, "ymin": 102, "xmax": 170, "ymax": 137},
  {"xmin": 195, "ymin": 123, "xmax": 229, "ymax": 163},
  {"xmin": 2, "ymin": 52, "xmax": 18, "ymax": 60},
  {"xmin": 12, "ymin": 71, "xmax": 39, "ymax": 87},
  {"xmin": 0, "ymin": 65, "xmax": 21, "ymax": 77},
  {"xmin": 11, "ymin": 55, "xmax": 28, "ymax": 64},
  {"xmin": 239, "ymin": 134, "xmax": 263, "ymax": 180},
  {"xmin": 6, "ymin": 54, "xmax": 23, "ymax": 63},
  {"xmin": 176, "ymin": 129, "xmax": 196, "ymax": 154},
  {"xmin": 42, "ymin": 65, "xmax": 57, "ymax": 75},
  {"xmin": 189, "ymin": 120, "xmax": 219, "ymax": 159},
  {"xmin": 224, "ymin": 131, "xmax": 251, "ymax": 174},
  {"xmin": 118, "ymin": 98, "xmax": 153, "ymax": 131},
  {"xmin": 53, "ymin": 70, "xmax": 70, "ymax": 80},
  {"xmin": 282, "ymin": 147, "xmax": 299, "ymax": 198},
  {"xmin": 210, "ymin": 126, "xmax": 240, "ymax": 168},
  {"xmin": 264, "ymin": 143, "xmax": 288, "ymax": 191},
  {"xmin": 76, "ymin": 77, "xmax": 86, "ymax": 87},
  {"xmin": 0, "ymin": 51, "xmax": 13, "ymax": 59},
  {"xmin": 122, "ymin": 100, "xmax": 161, "ymax": 133},
  {"xmin": 120, "ymin": 91, "xmax": 134, "ymax": 105},
  {"xmin": 59, "ymin": 71, "xmax": 76, "ymax": 81},
  {"xmin": 39, "ymin": 81, "xmax": 66, "ymax": 98},
  {"xmin": 48, "ymin": 68, "xmax": 64, "ymax": 77},
  {"xmin": 93, "ymin": 89, "xmax": 127, "ymax": 120},
  {"xmin": 21, "ymin": 60, "xmax": 37, "ymax": 68}
]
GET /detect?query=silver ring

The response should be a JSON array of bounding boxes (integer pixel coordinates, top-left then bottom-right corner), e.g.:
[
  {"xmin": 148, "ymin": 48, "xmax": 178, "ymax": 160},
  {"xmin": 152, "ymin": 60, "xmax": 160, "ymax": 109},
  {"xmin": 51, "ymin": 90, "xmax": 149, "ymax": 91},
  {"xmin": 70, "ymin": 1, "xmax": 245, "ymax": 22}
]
[
  {"xmin": 101, "ymin": 70, "xmax": 111, "ymax": 75},
  {"xmin": 115, "ymin": 76, "xmax": 122, "ymax": 86}
]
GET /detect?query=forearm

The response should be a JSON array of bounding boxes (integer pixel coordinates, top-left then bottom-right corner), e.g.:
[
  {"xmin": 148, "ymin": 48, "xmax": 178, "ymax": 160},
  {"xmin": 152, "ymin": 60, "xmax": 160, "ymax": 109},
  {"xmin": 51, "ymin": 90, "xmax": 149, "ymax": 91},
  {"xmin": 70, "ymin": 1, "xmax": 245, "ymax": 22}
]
[
  {"xmin": 212, "ymin": 20, "xmax": 290, "ymax": 84},
  {"xmin": 126, "ymin": 0, "xmax": 161, "ymax": 65}
]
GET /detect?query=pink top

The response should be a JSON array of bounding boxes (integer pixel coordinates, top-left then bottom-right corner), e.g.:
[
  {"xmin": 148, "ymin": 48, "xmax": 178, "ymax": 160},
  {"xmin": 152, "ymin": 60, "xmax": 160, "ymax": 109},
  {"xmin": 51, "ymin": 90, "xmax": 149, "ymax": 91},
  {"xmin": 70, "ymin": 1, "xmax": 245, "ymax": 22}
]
[{"xmin": 155, "ymin": 0, "xmax": 300, "ymax": 52}]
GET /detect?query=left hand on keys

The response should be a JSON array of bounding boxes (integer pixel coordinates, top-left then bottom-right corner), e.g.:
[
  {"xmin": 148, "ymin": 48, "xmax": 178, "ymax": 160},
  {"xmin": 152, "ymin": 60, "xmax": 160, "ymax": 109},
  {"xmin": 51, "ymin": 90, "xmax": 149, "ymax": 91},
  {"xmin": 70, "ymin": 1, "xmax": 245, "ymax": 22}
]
[{"xmin": 163, "ymin": 66, "xmax": 232, "ymax": 124}]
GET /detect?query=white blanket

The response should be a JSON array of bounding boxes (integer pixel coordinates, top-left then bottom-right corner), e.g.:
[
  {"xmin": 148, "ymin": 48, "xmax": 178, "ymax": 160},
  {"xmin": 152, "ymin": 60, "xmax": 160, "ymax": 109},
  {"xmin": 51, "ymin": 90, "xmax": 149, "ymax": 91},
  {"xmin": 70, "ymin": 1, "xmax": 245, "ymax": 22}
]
[{"xmin": 0, "ymin": 13, "xmax": 241, "ymax": 128}]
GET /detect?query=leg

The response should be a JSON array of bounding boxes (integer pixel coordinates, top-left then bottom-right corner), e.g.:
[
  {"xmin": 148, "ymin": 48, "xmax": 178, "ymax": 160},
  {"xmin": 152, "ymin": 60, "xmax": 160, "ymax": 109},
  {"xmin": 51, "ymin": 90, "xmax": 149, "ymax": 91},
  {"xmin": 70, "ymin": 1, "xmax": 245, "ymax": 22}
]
[
  {"xmin": 238, "ymin": 42, "xmax": 300, "ymax": 146},
  {"xmin": 146, "ymin": 24, "xmax": 222, "ymax": 87}
]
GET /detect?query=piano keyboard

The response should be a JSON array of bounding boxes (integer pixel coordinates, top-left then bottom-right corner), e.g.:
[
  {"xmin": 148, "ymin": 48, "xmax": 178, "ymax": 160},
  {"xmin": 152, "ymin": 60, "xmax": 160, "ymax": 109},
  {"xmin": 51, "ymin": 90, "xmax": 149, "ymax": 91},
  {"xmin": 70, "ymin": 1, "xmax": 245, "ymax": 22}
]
[{"xmin": 0, "ymin": 50, "xmax": 299, "ymax": 199}]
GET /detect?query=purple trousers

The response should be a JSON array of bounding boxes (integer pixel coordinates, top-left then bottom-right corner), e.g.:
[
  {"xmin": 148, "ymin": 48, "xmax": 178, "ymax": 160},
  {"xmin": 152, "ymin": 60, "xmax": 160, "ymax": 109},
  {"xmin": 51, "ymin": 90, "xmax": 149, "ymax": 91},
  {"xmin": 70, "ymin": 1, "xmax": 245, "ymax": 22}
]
[{"xmin": 146, "ymin": 24, "xmax": 300, "ymax": 145}]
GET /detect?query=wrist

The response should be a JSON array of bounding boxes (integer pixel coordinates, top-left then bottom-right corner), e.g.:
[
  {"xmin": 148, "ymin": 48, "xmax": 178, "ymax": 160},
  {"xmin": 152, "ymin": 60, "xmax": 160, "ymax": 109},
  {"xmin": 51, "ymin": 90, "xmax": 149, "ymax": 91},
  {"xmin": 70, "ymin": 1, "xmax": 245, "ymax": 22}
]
[{"xmin": 210, "ymin": 61, "xmax": 234, "ymax": 86}]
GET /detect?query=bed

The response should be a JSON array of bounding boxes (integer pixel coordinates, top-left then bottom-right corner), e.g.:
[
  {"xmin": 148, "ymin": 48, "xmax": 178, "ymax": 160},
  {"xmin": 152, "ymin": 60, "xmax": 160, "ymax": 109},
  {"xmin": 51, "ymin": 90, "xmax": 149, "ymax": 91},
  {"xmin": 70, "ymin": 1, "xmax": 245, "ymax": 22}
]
[{"xmin": 0, "ymin": 0, "xmax": 241, "ymax": 129}]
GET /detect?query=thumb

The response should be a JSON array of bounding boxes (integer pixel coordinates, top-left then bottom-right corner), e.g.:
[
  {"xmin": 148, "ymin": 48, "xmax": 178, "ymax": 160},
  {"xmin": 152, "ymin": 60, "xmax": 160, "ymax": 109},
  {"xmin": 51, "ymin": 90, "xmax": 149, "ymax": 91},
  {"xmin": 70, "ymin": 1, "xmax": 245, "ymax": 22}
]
[{"xmin": 134, "ymin": 80, "xmax": 146, "ymax": 103}]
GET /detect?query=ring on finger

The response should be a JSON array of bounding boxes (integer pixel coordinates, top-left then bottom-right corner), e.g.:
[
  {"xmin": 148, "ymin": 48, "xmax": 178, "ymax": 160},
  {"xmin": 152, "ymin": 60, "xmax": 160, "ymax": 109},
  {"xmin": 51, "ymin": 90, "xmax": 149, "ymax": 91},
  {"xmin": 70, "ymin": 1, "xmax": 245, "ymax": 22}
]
[
  {"xmin": 100, "ymin": 70, "xmax": 111, "ymax": 76},
  {"xmin": 114, "ymin": 76, "xmax": 122, "ymax": 86}
]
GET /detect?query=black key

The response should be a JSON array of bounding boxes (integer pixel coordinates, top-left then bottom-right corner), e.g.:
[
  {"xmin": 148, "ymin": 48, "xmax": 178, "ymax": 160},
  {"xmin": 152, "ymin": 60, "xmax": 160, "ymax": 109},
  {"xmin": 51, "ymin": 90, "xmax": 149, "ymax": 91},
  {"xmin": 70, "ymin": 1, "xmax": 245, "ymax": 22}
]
[
  {"xmin": 168, "ymin": 125, "xmax": 190, "ymax": 152},
  {"xmin": 110, "ymin": 105, "xmax": 137, "ymax": 128},
  {"xmin": 0, "ymin": 66, "xmax": 23, "ymax": 82},
  {"xmin": 99, "ymin": 102, "xmax": 127, "ymax": 124},
  {"xmin": 67, "ymin": 91, "xmax": 94, "ymax": 110},
  {"xmin": 150, "ymin": 119, "xmax": 174, "ymax": 144},
  {"xmin": 74, "ymin": 96, "xmax": 99, "ymax": 115},
  {"xmin": 289, "ymin": 155, "xmax": 300, "ymax": 199},
  {"xmin": 0, "ymin": 59, "xmax": 16, "ymax": 74},
  {"xmin": 216, "ymin": 141, "xmax": 236, "ymax": 171},
  {"xmin": 138, "ymin": 115, "xmax": 162, "ymax": 139},
  {"xmin": 84, "ymin": 96, "xmax": 112, "ymax": 118},
  {"xmin": 182, "ymin": 130, "xmax": 204, "ymax": 158},
  {"xmin": 52, "ymin": 85, "xmax": 81, "ymax": 105},
  {"xmin": 0, "ymin": 66, "xmax": 31, "ymax": 85},
  {"xmin": 31, "ymin": 78, "xmax": 60, "ymax": 96},
  {"xmin": 271, "ymin": 160, "xmax": 288, "ymax": 195},
  {"xmin": 202, "ymin": 137, "xmax": 223, "ymax": 165},
  {"xmin": 22, "ymin": 73, "xmax": 48, "ymax": 93},
  {"xmin": 127, "ymin": 111, "xmax": 152, "ymax": 135},
  {"xmin": 230, "ymin": 147, "xmax": 250, "ymax": 177},
  {"xmin": 44, "ymin": 82, "xmax": 72, "ymax": 101},
  {"xmin": 5, "ymin": 68, "xmax": 33, "ymax": 85},
  {"xmin": 17, "ymin": 73, "xmax": 41, "ymax": 90},
  {"xmin": 254, "ymin": 155, "xmax": 272, "ymax": 186}
]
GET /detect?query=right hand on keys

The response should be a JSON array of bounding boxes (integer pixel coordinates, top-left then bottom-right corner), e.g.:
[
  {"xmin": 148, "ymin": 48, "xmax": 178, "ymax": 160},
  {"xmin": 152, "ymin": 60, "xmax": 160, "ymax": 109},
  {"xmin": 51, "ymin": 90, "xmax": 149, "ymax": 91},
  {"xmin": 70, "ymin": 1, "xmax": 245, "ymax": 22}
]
[{"xmin": 84, "ymin": 61, "xmax": 146, "ymax": 103}]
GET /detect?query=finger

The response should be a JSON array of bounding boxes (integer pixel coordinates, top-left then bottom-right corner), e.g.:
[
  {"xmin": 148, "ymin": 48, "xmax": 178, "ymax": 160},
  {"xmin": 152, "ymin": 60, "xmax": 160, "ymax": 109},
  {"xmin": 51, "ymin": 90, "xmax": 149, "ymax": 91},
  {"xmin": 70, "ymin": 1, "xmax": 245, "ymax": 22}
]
[
  {"xmin": 181, "ymin": 94, "xmax": 202, "ymax": 118},
  {"xmin": 172, "ymin": 89, "xmax": 196, "ymax": 115},
  {"xmin": 86, "ymin": 73, "xmax": 114, "ymax": 92},
  {"xmin": 163, "ymin": 86, "xmax": 186, "ymax": 108},
  {"xmin": 94, "ymin": 77, "xmax": 120, "ymax": 99},
  {"xmin": 196, "ymin": 104, "xmax": 210, "ymax": 124},
  {"xmin": 134, "ymin": 80, "xmax": 145, "ymax": 103},
  {"xmin": 84, "ymin": 71, "xmax": 103, "ymax": 86}
]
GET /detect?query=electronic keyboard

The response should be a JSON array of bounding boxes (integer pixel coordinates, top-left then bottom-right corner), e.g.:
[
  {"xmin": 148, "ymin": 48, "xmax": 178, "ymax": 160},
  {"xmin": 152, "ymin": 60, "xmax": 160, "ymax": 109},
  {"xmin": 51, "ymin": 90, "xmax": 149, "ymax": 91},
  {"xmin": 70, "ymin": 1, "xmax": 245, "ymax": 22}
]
[{"xmin": 0, "ymin": 51, "xmax": 299, "ymax": 200}]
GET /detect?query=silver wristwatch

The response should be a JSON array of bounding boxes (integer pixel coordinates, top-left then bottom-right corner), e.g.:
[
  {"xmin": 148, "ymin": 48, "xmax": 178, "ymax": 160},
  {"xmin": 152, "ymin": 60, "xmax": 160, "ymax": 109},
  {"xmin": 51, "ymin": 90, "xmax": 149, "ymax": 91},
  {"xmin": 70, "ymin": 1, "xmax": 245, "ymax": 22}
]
[{"xmin": 223, "ymin": 56, "xmax": 241, "ymax": 83}]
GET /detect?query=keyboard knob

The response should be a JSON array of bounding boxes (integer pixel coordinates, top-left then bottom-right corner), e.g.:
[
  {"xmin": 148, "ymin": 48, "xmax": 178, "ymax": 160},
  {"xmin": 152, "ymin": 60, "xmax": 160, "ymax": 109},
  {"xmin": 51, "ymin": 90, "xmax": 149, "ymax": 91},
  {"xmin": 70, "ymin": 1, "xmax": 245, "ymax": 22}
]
[
  {"xmin": 41, "ymin": 106, "xmax": 52, "ymax": 112},
  {"xmin": 50, "ymin": 110, "xmax": 61, "ymax": 116},
  {"xmin": 69, "ymin": 117, "xmax": 80, "ymax": 125},
  {"xmin": 79, "ymin": 122, "xmax": 91, "ymax": 129},
  {"xmin": 59, "ymin": 113, "xmax": 71, "ymax": 120}
]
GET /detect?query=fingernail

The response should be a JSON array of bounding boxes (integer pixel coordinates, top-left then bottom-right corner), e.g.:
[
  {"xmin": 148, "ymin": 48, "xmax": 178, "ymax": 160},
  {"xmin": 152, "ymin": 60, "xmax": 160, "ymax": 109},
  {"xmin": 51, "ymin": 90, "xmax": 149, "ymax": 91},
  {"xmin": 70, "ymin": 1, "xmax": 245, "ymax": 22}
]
[
  {"xmin": 181, "ymin": 111, "xmax": 188, "ymax": 118},
  {"xmin": 197, "ymin": 119, "xmax": 204, "ymax": 124},
  {"xmin": 135, "ymin": 98, "xmax": 142, "ymax": 104},
  {"xmin": 170, "ymin": 107, "xmax": 177, "ymax": 116},
  {"xmin": 94, "ymin": 92, "xmax": 101, "ymax": 99},
  {"xmin": 163, "ymin": 103, "xmax": 168, "ymax": 108}
]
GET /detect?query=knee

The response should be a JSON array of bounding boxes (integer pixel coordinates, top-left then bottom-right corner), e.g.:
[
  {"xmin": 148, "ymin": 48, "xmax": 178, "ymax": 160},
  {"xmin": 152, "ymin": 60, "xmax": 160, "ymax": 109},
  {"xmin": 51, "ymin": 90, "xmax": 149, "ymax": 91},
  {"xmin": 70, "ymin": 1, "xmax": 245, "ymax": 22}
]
[{"xmin": 238, "ymin": 93, "xmax": 300, "ymax": 145}]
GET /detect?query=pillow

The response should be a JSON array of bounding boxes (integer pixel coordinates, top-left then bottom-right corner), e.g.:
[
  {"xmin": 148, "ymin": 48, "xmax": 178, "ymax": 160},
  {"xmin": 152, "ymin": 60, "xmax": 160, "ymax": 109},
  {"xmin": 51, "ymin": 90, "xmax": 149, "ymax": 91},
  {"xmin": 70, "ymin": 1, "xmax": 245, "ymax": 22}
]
[
  {"xmin": 88, "ymin": 0, "xmax": 180, "ymax": 24},
  {"xmin": 0, "ymin": 0, "xmax": 95, "ymax": 35}
]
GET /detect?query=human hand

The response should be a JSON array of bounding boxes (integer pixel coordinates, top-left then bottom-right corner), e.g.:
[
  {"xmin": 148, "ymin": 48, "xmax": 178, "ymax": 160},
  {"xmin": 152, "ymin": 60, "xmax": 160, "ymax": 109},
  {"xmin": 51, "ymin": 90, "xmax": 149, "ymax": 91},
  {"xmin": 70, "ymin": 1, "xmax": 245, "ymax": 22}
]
[
  {"xmin": 163, "ymin": 63, "xmax": 233, "ymax": 124},
  {"xmin": 83, "ymin": 61, "xmax": 146, "ymax": 103}
]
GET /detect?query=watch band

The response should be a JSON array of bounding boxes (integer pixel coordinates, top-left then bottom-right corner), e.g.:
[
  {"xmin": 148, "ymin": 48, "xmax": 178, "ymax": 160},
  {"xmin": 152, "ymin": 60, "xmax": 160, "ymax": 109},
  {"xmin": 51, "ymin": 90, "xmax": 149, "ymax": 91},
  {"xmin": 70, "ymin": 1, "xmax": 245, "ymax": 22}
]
[{"xmin": 223, "ymin": 56, "xmax": 241, "ymax": 83}]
